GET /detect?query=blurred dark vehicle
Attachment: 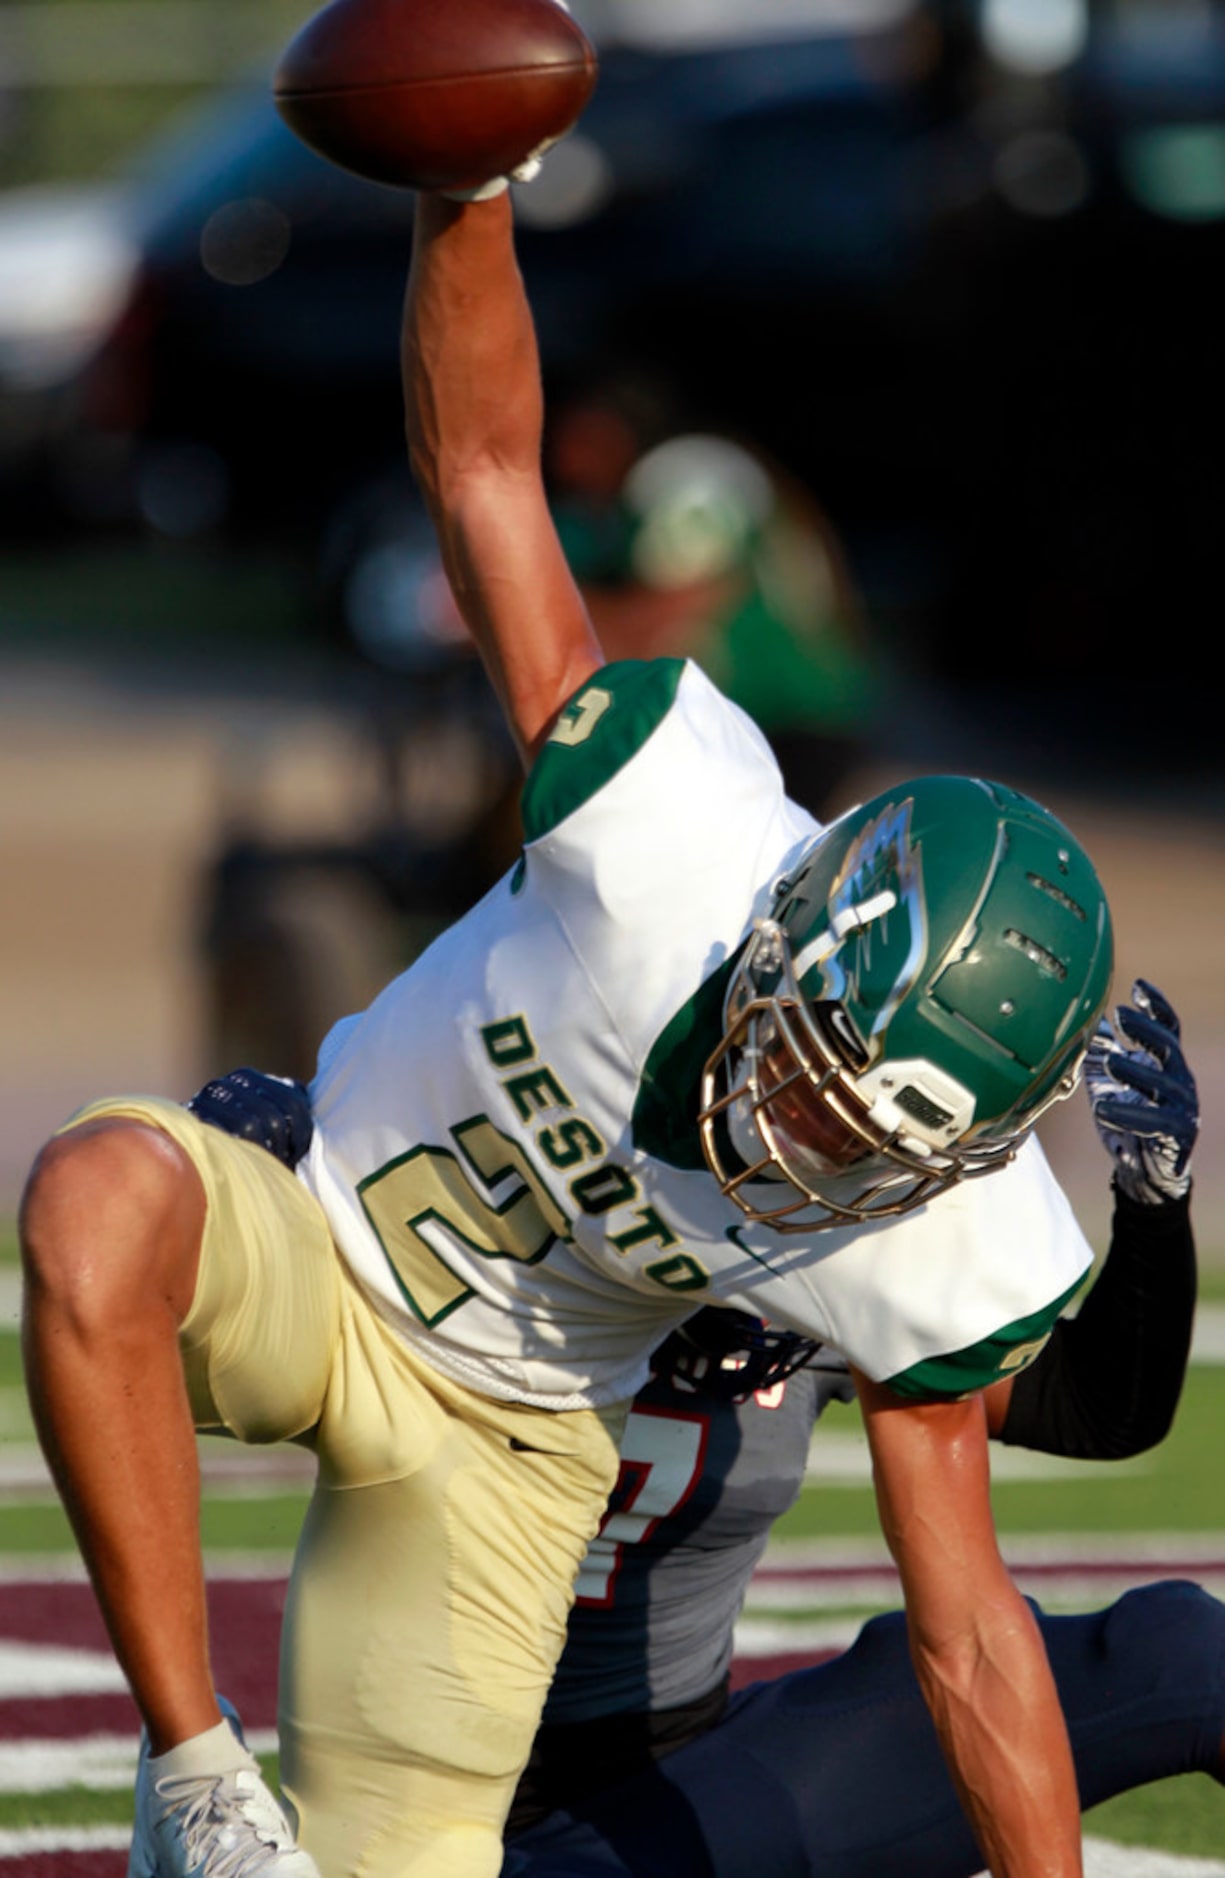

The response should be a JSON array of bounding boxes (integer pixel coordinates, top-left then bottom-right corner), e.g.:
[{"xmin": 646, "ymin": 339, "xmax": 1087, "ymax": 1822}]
[
  {"xmin": 5, "ymin": 3, "xmax": 1225, "ymax": 714},
  {"xmin": 0, "ymin": 181, "xmax": 139, "ymax": 524},
  {"xmin": 8, "ymin": 19, "xmax": 928, "ymax": 601}
]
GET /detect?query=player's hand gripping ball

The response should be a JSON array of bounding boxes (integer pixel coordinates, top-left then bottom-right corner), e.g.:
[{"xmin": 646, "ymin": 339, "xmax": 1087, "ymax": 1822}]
[{"xmin": 273, "ymin": 0, "xmax": 598, "ymax": 191}]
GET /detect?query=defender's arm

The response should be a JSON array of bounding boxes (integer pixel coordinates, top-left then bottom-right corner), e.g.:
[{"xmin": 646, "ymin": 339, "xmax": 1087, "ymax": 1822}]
[
  {"xmin": 985, "ymin": 979, "xmax": 1198, "ymax": 1454},
  {"xmin": 403, "ymin": 191, "xmax": 604, "ymax": 765}
]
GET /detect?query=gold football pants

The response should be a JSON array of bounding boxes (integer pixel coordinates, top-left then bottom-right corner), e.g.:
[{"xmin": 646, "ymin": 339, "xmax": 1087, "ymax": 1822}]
[{"xmin": 63, "ymin": 1097, "xmax": 623, "ymax": 1878}]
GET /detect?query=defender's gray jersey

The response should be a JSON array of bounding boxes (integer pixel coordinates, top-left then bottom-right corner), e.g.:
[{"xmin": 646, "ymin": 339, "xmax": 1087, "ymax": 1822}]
[
  {"xmin": 302, "ymin": 659, "xmax": 1092, "ymax": 1408},
  {"xmin": 547, "ymin": 1354, "xmax": 854, "ymax": 1720}
]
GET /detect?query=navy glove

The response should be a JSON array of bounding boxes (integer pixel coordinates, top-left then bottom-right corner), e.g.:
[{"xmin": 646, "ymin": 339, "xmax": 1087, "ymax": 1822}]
[
  {"xmin": 1083, "ymin": 980, "xmax": 1197, "ymax": 1205},
  {"xmin": 187, "ymin": 1067, "xmax": 314, "ymax": 1170}
]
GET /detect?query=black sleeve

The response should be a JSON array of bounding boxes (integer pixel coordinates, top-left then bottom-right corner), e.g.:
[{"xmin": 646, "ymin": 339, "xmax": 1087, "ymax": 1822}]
[{"xmin": 999, "ymin": 1185, "xmax": 1195, "ymax": 1461}]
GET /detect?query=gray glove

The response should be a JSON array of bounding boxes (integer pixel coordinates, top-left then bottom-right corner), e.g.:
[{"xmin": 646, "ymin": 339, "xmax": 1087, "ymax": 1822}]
[{"xmin": 1083, "ymin": 980, "xmax": 1198, "ymax": 1205}]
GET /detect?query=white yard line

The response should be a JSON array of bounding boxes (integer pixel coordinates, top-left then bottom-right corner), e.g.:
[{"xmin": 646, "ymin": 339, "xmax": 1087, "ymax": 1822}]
[
  {"xmin": 0, "ymin": 1729, "xmax": 279, "ymax": 1795},
  {"xmin": 733, "ymin": 1614, "xmax": 862, "ymax": 1655},
  {"xmin": 981, "ymin": 1850, "xmax": 1225, "ymax": 1878},
  {"xmin": 1076, "ymin": 1849, "xmax": 1225, "ymax": 1878},
  {"xmin": 0, "ymin": 1440, "xmax": 313, "ymax": 1498},
  {"xmin": 1191, "ymin": 1300, "xmax": 1225, "ymax": 1363},
  {"xmin": 0, "ymin": 1824, "xmax": 132, "ymax": 1856},
  {"xmin": 0, "ymin": 1640, "xmax": 127, "ymax": 1699},
  {"xmin": 0, "ymin": 1550, "xmax": 296, "ymax": 1583},
  {"xmin": 805, "ymin": 1428, "xmax": 1153, "ymax": 1486},
  {"xmin": 760, "ymin": 1531, "xmax": 1225, "ymax": 1570},
  {"xmin": 745, "ymin": 1566, "xmax": 1225, "ymax": 1615},
  {"xmin": 0, "ymin": 1735, "xmax": 141, "ymax": 1795}
]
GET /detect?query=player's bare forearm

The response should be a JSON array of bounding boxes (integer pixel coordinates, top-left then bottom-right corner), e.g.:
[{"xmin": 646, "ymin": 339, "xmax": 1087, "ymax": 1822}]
[
  {"xmin": 853, "ymin": 1370, "xmax": 1083, "ymax": 1877},
  {"xmin": 909, "ymin": 1578, "xmax": 1082, "ymax": 1876},
  {"xmin": 405, "ymin": 194, "xmax": 540, "ymax": 505},
  {"xmin": 403, "ymin": 191, "xmax": 603, "ymax": 764}
]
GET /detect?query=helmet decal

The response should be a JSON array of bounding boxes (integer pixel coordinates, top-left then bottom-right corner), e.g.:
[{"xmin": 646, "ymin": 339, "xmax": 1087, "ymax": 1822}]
[{"xmin": 819, "ymin": 798, "xmax": 928, "ymax": 1042}]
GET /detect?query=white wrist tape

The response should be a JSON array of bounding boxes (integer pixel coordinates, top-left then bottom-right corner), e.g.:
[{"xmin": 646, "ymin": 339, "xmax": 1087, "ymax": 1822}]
[{"xmin": 440, "ymin": 175, "xmax": 510, "ymax": 203}]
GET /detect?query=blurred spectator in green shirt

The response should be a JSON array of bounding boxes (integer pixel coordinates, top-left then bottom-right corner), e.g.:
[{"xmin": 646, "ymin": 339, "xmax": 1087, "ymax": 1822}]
[{"xmin": 547, "ymin": 377, "xmax": 882, "ymax": 816}]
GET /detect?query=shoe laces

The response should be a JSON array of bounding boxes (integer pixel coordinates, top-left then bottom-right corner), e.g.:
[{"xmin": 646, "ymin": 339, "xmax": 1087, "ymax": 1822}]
[{"xmin": 155, "ymin": 1766, "xmax": 297, "ymax": 1878}]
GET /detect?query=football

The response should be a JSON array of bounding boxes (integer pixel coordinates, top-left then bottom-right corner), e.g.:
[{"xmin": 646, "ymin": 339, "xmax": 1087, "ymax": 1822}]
[{"xmin": 273, "ymin": 0, "xmax": 599, "ymax": 191}]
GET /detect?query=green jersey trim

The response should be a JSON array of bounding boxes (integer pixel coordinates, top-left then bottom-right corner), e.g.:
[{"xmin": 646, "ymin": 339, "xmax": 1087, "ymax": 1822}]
[
  {"xmin": 631, "ymin": 953, "xmax": 740, "ymax": 1170},
  {"xmin": 521, "ymin": 659, "xmax": 686, "ymax": 842},
  {"xmin": 883, "ymin": 1273, "xmax": 1088, "ymax": 1401}
]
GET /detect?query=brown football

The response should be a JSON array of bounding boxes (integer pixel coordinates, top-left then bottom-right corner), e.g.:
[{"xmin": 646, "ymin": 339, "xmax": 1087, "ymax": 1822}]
[{"xmin": 273, "ymin": 0, "xmax": 598, "ymax": 191}]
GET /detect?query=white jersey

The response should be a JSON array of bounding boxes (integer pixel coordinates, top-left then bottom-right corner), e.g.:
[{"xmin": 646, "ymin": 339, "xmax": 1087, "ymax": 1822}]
[{"xmin": 302, "ymin": 659, "xmax": 1093, "ymax": 1410}]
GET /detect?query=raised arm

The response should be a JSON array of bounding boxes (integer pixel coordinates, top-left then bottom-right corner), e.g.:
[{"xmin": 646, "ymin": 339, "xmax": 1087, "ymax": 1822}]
[
  {"xmin": 403, "ymin": 191, "xmax": 604, "ymax": 765},
  {"xmin": 852, "ymin": 1369, "xmax": 1083, "ymax": 1878}
]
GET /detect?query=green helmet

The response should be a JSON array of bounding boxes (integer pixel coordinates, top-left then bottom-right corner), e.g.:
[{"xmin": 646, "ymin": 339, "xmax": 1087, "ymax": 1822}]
[{"xmin": 699, "ymin": 776, "xmax": 1113, "ymax": 1231}]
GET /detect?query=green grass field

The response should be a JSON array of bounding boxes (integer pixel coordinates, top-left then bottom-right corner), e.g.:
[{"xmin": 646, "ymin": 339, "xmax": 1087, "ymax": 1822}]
[{"xmin": 2, "ymin": 1228, "xmax": 1224, "ymax": 1861}]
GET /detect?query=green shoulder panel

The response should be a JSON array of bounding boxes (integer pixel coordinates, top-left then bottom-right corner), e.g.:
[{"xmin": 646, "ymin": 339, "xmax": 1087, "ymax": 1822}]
[
  {"xmin": 631, "ymin": 954, "xmax": 739, "ymax": 1170},
  {"xmin": 883, "ymin": 1272, "xmax": 1088, "ymax": 1402},
  {"xmin": 521, "ymin": 659, "xmax": 686, "ymax": 843}
]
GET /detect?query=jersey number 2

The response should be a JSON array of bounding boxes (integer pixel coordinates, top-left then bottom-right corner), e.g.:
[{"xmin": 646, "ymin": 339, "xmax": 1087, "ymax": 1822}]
[{"xmin": 358, "ymin": 1116, "xmax": 570, "ymax": 1326}]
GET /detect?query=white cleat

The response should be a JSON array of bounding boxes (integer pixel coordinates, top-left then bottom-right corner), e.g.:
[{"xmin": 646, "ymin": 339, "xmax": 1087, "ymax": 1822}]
[{"xmin": 127, "ymin": 1700, "xmax": 320, "ymax": 1878}]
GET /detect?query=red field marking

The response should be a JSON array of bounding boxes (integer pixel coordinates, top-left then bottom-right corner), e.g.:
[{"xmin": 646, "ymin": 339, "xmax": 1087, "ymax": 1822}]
[
  {"xmin": 7, "ymin": 1557, "xmax": 1224, "ymax": 1872},
  {"xmin": 0, "ymin": 1586, "xmax": 112, "ymax": 1654},
  {"xmin": 0, "ymin": 1579, "xmax": 285, "ymax": 1737},
  {"xmin": 0, "ymin": 1584, "xmax": 836, "ymax": 1734},
  {"xmin": 0, "ymin": 1570, "xmax": 841, "ymax": 1873},
  {"xmin": 0, "ymin": 1571, "xmax": 289, "ymax": 1872},
  {"xmin": 3, "ymin": 1854, "xmax": 123, "ymax": 1878}
]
